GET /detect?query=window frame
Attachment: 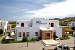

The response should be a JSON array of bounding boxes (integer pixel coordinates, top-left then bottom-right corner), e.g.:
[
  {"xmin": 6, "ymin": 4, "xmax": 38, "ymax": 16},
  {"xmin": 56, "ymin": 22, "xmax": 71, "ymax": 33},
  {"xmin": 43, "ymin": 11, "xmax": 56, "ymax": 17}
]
[
  {"xmin": 35, "ymin": 32, "xmax": 38, "ymax": 36},
  {"xmin": 23, "ymin": 32, "xmax": 25, "ymax": 36},
  {"xmin": 51, "ymin": 23, "xmax": 54, "ymax": 27},
  {"xmin": 19, "ymin": 32, "xmax": 21, "ymax": 37},
  {"xmin": 26, "ymin": 32, "xmax": 29, "ymax": 37},
  {"xmin": 21, "ymin": 23, "xmax": 24, "ymax": 27}
]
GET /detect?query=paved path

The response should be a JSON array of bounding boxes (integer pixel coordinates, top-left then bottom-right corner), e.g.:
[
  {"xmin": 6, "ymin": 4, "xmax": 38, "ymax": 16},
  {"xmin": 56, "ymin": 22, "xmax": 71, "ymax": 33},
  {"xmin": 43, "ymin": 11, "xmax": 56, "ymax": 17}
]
[
  {"xmin": 57, "ymin": 36, "xmax": 75, "ymax": 45},
  {"xmin": 0, "ymin": 41, "xmax": 44, "ymax": 50},
  {"xmin": 0, "ymin": 36, "xmax": 75, "ymax": 50}
]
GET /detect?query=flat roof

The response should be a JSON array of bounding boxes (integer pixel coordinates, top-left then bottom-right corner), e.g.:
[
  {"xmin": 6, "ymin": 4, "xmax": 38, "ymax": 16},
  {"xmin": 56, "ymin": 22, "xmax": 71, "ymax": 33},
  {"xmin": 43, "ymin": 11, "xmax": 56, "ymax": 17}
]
[
  {"xmin": 16, "ymin": 20, "xmax": 31, "ymax": 21},
  {"xmin": 60, "ymin": 26, "xmax": 69, "ymax": 28}
]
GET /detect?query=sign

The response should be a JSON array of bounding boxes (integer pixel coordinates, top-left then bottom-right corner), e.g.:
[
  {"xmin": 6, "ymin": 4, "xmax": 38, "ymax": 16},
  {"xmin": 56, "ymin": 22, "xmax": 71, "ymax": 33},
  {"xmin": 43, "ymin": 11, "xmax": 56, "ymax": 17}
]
[{"xmin": 36, "ymin": 20, "xmax": 47, "ymax": 24}]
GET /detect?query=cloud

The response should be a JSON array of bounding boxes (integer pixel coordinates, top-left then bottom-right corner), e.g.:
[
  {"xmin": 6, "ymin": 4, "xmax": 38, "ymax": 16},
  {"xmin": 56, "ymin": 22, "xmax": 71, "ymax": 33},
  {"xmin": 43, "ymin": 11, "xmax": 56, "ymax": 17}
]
[
  {"xmin": 26, "ymin": 0, "xmax": 75, "ymax": 18},
  {"xmin": 0, "ymin": 0, "xmax": 67, "ymax": 20}
]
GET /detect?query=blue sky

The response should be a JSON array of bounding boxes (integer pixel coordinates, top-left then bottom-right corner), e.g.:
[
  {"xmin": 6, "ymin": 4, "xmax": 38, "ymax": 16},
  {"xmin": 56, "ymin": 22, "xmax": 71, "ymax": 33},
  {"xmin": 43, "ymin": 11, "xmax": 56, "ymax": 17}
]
[{"xmin": 0, "ymin": 0, "xmax": 75, "ymax": 21}]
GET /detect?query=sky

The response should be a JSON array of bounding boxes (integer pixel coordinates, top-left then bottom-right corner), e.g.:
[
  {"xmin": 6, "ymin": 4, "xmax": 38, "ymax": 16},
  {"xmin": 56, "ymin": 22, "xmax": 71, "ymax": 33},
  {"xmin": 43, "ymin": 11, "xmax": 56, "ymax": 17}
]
[{"xmin": 0, "ymin": 0, "xmax": 75, "ymax": 21}]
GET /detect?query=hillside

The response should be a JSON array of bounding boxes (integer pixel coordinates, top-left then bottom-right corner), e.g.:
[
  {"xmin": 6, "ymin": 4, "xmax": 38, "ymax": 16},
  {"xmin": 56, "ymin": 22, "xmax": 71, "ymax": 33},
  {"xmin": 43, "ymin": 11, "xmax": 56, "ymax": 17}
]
[{"xmin": 50, "ymin": 17, "xmax": 75, "ymax": 26}]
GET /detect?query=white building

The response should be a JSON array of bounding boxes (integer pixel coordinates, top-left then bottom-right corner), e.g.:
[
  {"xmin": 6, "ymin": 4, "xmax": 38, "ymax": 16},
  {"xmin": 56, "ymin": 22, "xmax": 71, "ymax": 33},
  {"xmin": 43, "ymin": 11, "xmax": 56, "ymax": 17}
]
[
  {"xmin": 15, "ymin": 18, "xmax": 62, "ymax": 41},
  {"xmin": 0, "ymin": 19, "xmax": 8, "ymax": 33},
  {"xmin": 67, "ymin": 21, "xmax": 75, "ymax": 27}
]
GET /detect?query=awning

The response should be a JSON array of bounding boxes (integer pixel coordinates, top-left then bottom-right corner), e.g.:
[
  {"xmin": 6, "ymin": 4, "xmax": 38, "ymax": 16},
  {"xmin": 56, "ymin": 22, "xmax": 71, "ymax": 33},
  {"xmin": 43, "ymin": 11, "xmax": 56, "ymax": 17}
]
[{"xmin": 65, "ymin": 28, "xmax": 74, "ymax": 32}]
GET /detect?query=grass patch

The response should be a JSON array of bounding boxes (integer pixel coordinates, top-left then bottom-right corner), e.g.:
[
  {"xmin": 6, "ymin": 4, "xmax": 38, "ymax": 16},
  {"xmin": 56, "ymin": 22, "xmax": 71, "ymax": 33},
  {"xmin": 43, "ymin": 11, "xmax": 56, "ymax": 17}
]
[
  {"xmin": 9, "ymin": 40, "xmax": 21, "ymax": 43},
  {"xmin": 1, "ymin": 39, "xmax": 21, "ymax": 44},
  {"xmin": 1, "ymin": 37, "xmax": 35, "ymax": 44},
  {"xmin": 0, "ymin": 34, "xmax": 3, "ymax": 37}
]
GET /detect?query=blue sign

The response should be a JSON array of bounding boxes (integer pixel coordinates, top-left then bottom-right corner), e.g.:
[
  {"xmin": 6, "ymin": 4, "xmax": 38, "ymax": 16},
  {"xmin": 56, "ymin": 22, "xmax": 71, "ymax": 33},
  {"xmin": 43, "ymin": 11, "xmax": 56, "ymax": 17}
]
[{"xmin": 36, "ymin": 20, "xmax": 47, "ymax": 24}]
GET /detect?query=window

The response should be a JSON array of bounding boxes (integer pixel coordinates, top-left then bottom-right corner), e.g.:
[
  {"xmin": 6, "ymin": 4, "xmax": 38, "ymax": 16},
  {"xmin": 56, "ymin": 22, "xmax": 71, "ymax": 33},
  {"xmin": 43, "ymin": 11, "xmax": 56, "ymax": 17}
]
[
  {"xmin": 19, "ymin": 32, "xmax": 21, "ymax": 37},
  {"xmin": 72, "ymin": 23, "xmax": 74, "ymax": 26},
  {"xmin": 49, "ymin": 23, "xmax": 50, "ymax": 24},
  {"xmin": 23, "ymin": 32, "xmax": 25, "ymax": 36},
  {"xmin": 53, "ymin": 32, "xmax": 56, "ymax": 35},
  {"xmin": 35, "ymin": 32, "xmax": 38, "ymax": 36},
  {"xmin": 26, "ymin": 32, "xmax": 29, "ymax": 36},
  {"xmin": 69, "ymin": 22, "xmax": 71, "ymax": 24},
  {"xmin": 17, "ymin": 23, "xmax": 19, "ymax": 24},
  {"xmin": 21, "ymin": 23, "xmax": 24, "ymax": 27},
  {"xmin": 51, "ymin": 23, "xmax": 54, "ymax": 27}
]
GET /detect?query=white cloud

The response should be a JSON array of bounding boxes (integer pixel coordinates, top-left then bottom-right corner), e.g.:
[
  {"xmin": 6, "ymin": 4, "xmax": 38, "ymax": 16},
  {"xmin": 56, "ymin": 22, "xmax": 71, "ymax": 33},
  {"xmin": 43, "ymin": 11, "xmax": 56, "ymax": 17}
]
[{"xmin": 26, "ymin": 0, "xmax": 75, "ymax": 18}]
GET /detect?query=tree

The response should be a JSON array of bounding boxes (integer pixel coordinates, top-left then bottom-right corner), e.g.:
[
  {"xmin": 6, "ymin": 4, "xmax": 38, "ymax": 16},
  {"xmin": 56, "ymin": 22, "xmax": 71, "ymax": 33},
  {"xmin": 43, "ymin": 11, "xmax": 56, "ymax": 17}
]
[
  {"xmin": 21, "ymin": 36, "xmax": 28, "ymax": 42},
  {"xmin": 8, "ymin": 21, "xmax": 16, "ymax": 24},
  {"xmin": 11, "ymin": 24, "xmax": 16, "ymax": 28},
  {"xmin": 59, "ymin": 22, "xmax": 67, "ymax": 26},
  {"xmin": 0, "ymin": 29, "xmax": 3, "ymax": 34}
]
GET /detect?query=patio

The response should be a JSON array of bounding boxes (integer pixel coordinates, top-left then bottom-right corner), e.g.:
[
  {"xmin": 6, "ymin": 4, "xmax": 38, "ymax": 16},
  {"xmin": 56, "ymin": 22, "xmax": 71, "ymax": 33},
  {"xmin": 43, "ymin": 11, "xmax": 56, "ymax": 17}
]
[{"xmin": 44, "ymin": 36, "xmax": 75, "ymax": 50}]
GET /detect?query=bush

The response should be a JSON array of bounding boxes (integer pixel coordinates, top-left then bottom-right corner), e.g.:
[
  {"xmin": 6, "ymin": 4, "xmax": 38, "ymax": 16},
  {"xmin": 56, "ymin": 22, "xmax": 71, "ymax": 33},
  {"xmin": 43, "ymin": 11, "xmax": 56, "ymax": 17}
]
[
  {"xmin": 60, "ymin": 37, "xmax": 64, "ymax": 40},
  {"xmin": 21, "ymin": 36, "xmax": 28, "ymax": 42},
  {"xmin": 32, "ymin": 37, "xmax": 36, "ymax": 41},
  {"xmin": 10, "ymin": 40, "xmax": 21, "ymax": 43},
  {"xmin": 60, "ymin": 34, "xmax": 70, "ymax": 40},
  {"xmin": 1, "ymin": 38, "xmax": 21, "ymax": 44},
  {"xmin": 0, "ymin": 29, "xmax": 3, "ymax": 34},
  {"xmin": 11, "ymin": 24, "xmax": 16, "ymax": 28},
  {"xmin": 1, "ymin": 38, "xmax": 10, "ymax": 44},
  {"xmin": 38, "ymin": 37, "xmax": 42, "ymax": 40},
  {"xmin": 28, "ymin": 38, "xmax": 34, "ymax": 42},
  {"xmin": 53, "ymin": 35, "xmax": 58, "ymax": 40}
]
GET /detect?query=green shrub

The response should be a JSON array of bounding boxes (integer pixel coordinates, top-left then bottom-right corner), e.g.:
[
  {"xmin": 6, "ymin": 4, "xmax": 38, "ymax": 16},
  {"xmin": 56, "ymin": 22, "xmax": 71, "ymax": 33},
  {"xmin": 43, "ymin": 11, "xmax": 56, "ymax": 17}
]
[
  {"xmin": 11, "ymin": 24, "xmax": 16, "ymax": 28},
  {"xmin": 1, "ymin": 38, "xmax": 21, "ymax": 44},
  {"xmin": 60, "ymin": 37, "xmax": 64, "ymax": 40},
  {"xmin": 10, "ymin": 40, "xmax": 21, "ymax": 43},
  {"xmin": 60, "ymin": 34, "xmax": 70, "ymax": 40},
  {"xmin": 21, "ymin": 36, "xmax": 28, "ymax": 42},
  {"xmin": 0, "ymin": 29, "xmax": 3, "ymax": 34},
  {"xmin": 28, "ymin": 38, "xmax": 33, "ymax": 42},
  {"xmin": 67, "ymin": 36, "xmax": 70, "ymax": 39},
  {"xmin": 1, "ymin": 38, "xmax": 10, "ymax": 44},
  {"xmin": 32, "ymin": 37, "xmax": 36, "ymax": 41},
  {"xmin": 53, "ymin": 35, "xmax": 58, "ymax": 40}
]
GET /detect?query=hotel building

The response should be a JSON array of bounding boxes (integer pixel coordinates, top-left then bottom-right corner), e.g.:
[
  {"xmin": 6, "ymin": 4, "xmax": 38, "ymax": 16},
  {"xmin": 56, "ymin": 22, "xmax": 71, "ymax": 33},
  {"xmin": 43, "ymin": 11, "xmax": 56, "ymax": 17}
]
[{"xmin": 15, "ymin": 18, "xmax": 62, "ymax": 41}]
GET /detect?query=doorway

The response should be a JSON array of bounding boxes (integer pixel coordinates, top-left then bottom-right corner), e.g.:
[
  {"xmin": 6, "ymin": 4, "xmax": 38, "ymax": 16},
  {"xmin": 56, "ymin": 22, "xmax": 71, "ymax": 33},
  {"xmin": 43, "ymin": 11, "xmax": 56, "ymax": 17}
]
[{"xmin": 45, "ymin": 33, "xmax": 50, "ymax": 39}]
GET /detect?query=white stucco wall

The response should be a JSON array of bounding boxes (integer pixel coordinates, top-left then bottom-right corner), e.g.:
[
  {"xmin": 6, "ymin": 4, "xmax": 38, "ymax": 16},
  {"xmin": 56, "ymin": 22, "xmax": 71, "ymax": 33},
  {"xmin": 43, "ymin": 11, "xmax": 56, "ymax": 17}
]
[
  {"xmin": 32, "ymin": 18, "xmax": 59, "ymax": 28},
  {"xmin": 51, "ymin": 27, "xmax": 62, "ymax": 38},
  {"xmin": 16, "ymin": 20, "xmax": 31, "ymax": 27},
  {"xmin": 0, "ymin": 21, "xmax": 8, "ymax": 32},
  {"xmin": 15, "ymin": 27, "xmax": 40, "ymax": 41},
  {"xmin": 67, "ymin": 22, "xmax": 75, "ymax": 27}
]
